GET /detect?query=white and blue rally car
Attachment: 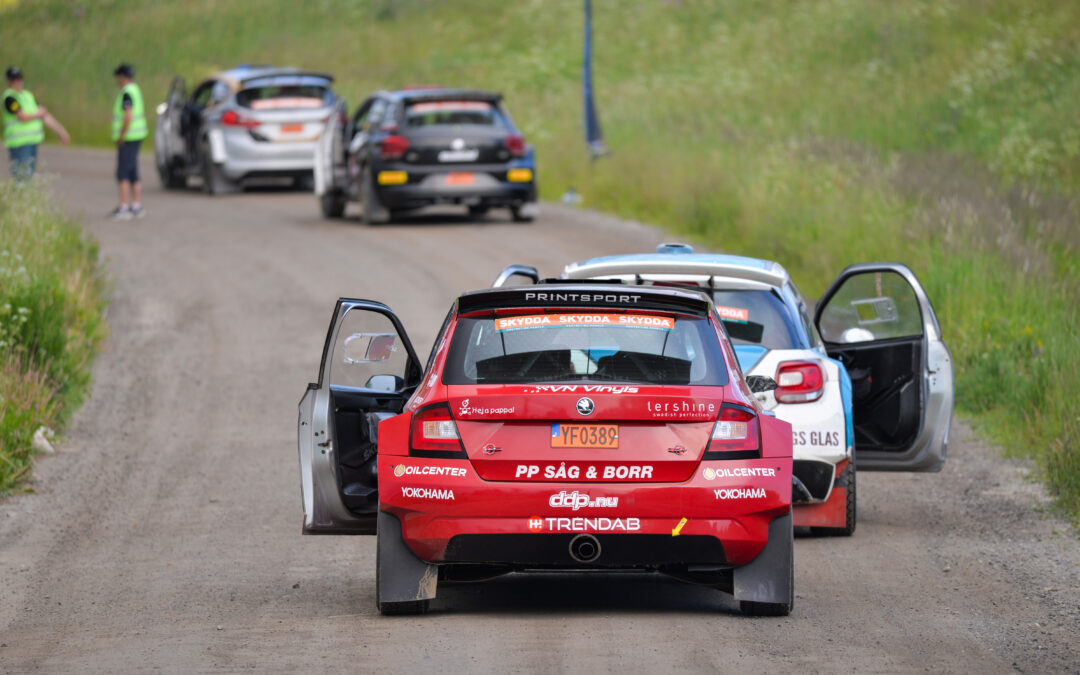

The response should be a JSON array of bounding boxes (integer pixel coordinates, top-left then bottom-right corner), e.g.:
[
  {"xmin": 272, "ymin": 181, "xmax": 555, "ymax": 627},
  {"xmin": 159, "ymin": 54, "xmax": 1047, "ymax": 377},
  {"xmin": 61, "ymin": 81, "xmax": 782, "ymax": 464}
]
[{"xmin": 495, "ymin": 244, "xmax": 954, "ymax": 535}]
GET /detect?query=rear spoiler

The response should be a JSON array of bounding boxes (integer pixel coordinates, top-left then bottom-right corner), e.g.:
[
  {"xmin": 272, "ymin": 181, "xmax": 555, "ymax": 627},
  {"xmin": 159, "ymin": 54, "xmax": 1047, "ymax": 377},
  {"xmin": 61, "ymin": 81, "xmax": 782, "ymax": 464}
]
[
  {"xmin": 401, "ymin": 89, "xmax": 502, "ymax": 104},
  {"xmin": 457, "ymin": 284, "xmax": 712, "ymax": 317},
  {"xmin": 240, "ymin": 70, "xmax": 335, "ymax": 86}
]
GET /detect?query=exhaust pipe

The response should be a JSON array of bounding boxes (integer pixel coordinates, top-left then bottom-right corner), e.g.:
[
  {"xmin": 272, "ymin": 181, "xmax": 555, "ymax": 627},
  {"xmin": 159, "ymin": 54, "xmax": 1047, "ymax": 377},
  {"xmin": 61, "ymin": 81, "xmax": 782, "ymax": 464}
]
[{"xmin": 568, "ymin": 534, "xmax": 601, "ymax": 563}]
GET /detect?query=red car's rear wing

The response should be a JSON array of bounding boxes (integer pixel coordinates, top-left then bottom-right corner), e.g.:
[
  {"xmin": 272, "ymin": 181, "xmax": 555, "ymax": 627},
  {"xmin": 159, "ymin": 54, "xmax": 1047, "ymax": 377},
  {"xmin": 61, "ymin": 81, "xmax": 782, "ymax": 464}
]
[{"xmin": 456, "ymin": 283, "xmax": 713, "ymax": 317}]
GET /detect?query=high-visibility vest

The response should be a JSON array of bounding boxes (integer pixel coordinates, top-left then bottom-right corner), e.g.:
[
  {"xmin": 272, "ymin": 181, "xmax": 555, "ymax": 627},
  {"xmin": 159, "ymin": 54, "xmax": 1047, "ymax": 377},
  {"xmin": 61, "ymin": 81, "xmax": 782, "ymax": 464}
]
[
  {"xmin": 112, "ymin": 82, "xmax": 148, "ymax": 142},
  {"xmin": 2, "ymin": 88, "xmax": 45, "ymax": 148}
]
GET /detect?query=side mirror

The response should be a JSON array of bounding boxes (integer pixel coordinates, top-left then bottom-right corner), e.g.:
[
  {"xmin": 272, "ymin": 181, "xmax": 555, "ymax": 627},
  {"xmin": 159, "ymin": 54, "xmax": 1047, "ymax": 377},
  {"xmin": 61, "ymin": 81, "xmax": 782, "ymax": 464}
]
[
  {"xmin": 745, "ymin": 375, "xmax": 778, "ymax": 394},
  {"xmin": 155, "ymin": 102, "xmax": 168, "ymax": 116},
  {"xmin": 365, "ymin": 374, "xmax": 404, "ymax": 392}
]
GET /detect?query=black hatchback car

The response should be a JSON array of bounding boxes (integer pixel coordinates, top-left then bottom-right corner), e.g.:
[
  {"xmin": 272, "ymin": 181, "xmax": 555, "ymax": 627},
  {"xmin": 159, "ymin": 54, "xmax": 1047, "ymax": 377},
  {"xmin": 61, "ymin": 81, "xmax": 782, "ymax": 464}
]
[{"xmin": 314, "ymin": 88, "xmax": 538, "ymax": 223}]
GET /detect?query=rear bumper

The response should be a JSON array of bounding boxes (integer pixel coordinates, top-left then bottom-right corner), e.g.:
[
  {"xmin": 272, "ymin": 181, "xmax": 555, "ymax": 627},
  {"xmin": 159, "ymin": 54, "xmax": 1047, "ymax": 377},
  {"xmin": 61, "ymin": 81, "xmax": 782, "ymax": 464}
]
[
  {"xmin": 378, "ymin": 454, "xmax": 791, "ymax": 568},
  {"xmin": 371, "ymin": 160, "xmax": 536, "ymax": 209},
  {"xmin": 219, "ymin": 130, "xmax": 317, "ymax": 179}
]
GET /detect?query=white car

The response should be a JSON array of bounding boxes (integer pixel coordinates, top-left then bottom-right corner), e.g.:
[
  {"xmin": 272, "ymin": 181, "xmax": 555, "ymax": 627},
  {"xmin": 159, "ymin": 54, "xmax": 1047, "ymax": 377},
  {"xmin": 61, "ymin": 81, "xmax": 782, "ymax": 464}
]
[{"xmin": 494, "ymin": 244, "xmax": 954, "ymax": 535}]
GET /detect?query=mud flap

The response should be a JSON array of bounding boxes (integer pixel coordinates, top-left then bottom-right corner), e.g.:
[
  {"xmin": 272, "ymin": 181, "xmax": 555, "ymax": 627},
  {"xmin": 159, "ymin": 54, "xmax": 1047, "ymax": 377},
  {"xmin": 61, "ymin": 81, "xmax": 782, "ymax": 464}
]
[
  {"xmin": 733, "ymin": 511, "xmax": 793, "ymax": 605},
  {"xmin": 377, "ymin": 511, "xmax": 438, "ymax": 605}
]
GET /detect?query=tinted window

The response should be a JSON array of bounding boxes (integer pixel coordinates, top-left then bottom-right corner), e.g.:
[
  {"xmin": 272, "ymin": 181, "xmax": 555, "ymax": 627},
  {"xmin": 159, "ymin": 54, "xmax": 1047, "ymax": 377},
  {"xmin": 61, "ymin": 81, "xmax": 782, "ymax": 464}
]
[
  {"xmin": 404, "ymin": 100, "xmax": 507, "ymax": 129},
  {"xmin": 711, "ymin": 290, "xmax": 801, "ymax": 349},
  {"xmin": 236, "ymin": 84, "xmax": 332, "ymax": 110},
  {"xmin": 444, "ymin": 312, "xmax": 728, "ymax": 386}
]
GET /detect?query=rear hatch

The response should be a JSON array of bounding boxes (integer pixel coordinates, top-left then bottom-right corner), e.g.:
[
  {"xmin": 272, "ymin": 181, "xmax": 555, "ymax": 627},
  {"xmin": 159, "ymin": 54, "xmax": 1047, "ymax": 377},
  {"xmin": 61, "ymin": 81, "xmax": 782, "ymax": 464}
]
[
  {"xmin": 400, "ymin": 100, "xmax": 515, "ymax": 165},
  {"xmin": 440, "ymin": 301, "xmax": 733, "ymax": 483},
  {"xmin": 233, "ymin": 77, "xmax": 334, "ymax": 142},
  {"xmin": 450, "ymin": 385, "xmax": 721, "ymax": 482}
]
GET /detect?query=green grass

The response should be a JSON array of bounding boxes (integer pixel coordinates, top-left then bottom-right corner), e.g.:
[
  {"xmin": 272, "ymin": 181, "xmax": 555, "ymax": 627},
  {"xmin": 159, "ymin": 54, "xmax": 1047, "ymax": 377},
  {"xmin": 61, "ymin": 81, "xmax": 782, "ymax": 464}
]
[
  {"xmin": 0, "ymin": 181, "xmax": 107, "ymax": 494},
  {"xmin": 2, "ymin": 0, "xmax": 1078, "ymax": 520}
]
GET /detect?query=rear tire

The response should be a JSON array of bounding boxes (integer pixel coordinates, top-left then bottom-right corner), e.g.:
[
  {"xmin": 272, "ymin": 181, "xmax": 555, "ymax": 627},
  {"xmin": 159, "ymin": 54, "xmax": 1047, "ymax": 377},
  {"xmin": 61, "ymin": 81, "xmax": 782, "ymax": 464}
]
[
  {"xmin": 510, "ymin": 204, "xmax": 534, "ymax": 223},
  {"xmin": 360, "ymin": 168, "xmax": 389, "ymax": 224},
  {"xmin": 320, "ymin": 190, "xmax": 347, "ymax": 219},
  {"xmin": 201, "ymin": 151, "xmax": 239, "ymax": 196},
  {"xmin": 810, "ymin": 456, "xmax": 856, "ymax": 537}
]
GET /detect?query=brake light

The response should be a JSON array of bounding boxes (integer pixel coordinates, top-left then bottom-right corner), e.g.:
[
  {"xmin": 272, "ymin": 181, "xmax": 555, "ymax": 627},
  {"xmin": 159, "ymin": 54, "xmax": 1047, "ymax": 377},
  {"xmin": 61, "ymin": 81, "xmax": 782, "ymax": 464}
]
[
  {"xmin": 380, "ymin": 134, "xmax": 410, "ymax": 160},
  {"xmin": 505, "ymin": 134, "xmax": 526, "ymax": 158},
  {"xmin": 775, "ymin": 361, "xmax": 824, "ymax": 404},
  {"xmin": 410, "ymin": 404, "xmax": 464, "ymax": 454},
  {"xmin": 704, "ymin": 404, "xmax": 760, "ymax": 456},
  {"xmin": 221, "ymin": 110, "xmax": 260, "ymax": 129}
]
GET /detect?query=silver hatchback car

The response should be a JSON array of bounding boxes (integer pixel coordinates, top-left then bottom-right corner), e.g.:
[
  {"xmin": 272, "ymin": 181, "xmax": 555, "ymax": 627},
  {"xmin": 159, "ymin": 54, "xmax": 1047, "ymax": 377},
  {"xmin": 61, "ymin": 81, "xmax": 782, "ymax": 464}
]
[{"xmin": 154, "ymin": 65, "xmax": 338, "ymax": 194}]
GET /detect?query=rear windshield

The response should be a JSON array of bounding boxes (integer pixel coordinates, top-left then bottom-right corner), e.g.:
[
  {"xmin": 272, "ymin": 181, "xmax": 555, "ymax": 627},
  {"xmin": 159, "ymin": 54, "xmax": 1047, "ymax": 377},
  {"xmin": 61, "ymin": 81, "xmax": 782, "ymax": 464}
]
[
  {"xmin": 236, "ymin": 78, "xmax": 333, "ymax": 110},
  {"xmin": 711, "ymin": 290, "xmax": 800, "ymax": 349},
  {"xmin": 404, "ymin": 100, "xmax": 506, "ymax": 128},
  {"xmin": 443, "ymin": 312, "xmax": 728, "ymax": 386}
]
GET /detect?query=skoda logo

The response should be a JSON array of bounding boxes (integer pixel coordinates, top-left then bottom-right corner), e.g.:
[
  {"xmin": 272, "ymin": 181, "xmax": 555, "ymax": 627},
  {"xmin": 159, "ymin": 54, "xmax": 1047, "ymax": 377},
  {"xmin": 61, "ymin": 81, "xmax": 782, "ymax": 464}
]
[{"xmin": 576, "ymin": 397, "xmax": 595, "ymax": 416}]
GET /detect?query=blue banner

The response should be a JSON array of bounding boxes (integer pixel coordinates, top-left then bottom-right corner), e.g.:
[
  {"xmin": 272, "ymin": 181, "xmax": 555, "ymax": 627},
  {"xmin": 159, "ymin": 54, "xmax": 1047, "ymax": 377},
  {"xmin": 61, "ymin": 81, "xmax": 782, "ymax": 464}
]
[{"xmin": 584, "ymin": 0, "xmax": 608, "ymax": 159}]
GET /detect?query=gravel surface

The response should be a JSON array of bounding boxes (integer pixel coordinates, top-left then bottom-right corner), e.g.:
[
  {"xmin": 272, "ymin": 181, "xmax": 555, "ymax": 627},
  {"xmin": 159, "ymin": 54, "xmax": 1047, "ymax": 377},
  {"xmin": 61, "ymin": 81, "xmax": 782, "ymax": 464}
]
[{"xmin": 0, "ymin": 147, "xmax": 1077, "ymax": 673}]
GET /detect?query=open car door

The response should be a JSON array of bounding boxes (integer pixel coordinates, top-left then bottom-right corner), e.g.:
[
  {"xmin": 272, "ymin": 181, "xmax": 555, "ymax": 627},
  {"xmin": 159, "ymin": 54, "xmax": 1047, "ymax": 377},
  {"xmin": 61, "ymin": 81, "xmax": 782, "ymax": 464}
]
[
  {"xmin": 154, "ymin": 76, "xmax": 186, "ymax": 186},
  {"xmin": 313, "ymin": 98, "xmax": 346, "ymax": 198},
  {"xmin": 814, "ymin": 263, "xmax": 953, "ymax": 472},
  {"xmin": 298, "ymin": 299, "xmax": 422, "ymax": 534}
]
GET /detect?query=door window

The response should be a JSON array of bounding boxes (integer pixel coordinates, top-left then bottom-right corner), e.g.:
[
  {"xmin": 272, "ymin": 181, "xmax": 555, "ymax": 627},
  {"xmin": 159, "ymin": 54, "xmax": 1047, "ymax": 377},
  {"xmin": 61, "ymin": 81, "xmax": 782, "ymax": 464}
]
[
  {"xmin": 818, "ymin": 271, "xmax": 923, "ymax": 343},
  {"xmin": 329, "ymin": 308, "xmax": 409, "ymax": 389}
]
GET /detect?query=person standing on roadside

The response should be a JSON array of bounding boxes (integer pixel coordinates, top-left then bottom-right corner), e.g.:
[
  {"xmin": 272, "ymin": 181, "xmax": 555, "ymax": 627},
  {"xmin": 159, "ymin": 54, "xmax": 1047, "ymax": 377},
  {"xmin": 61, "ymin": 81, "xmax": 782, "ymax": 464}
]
[
  {"xmin": 3, "ymin": 66, "xmax": 70, "ymax": 181},
  {"xmin": 108, "ymin": 63, "xmax": 147, "ymax": 219}
]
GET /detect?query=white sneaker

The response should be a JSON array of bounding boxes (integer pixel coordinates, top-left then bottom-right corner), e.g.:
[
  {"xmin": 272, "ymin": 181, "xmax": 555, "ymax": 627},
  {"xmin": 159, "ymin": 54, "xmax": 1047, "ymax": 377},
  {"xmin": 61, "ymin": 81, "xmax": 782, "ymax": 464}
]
[
  {"xmin": 130, "ymin": 205, "xmax": 146, "ymax": 219},
  {"xmin": 107, "ymin": 206, "xmax": 133, "ymax": 220}
]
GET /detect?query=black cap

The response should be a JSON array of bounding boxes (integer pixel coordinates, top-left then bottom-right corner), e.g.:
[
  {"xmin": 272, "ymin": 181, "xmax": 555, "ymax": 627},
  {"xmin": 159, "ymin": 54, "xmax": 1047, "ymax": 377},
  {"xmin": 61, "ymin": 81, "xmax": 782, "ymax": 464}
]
[
  {"xmin": 113, "ymin": 63, "xmax": 134, "ymax": 78},
  {"xmin": 6, "ymin": 66, "xmax": 23, "ymax": 80}
]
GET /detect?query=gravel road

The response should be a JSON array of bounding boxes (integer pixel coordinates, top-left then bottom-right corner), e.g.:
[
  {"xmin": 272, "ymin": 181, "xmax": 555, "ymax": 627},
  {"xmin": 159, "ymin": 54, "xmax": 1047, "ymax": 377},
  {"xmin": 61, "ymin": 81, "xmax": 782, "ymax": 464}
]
[{"xmin": 1, "ymin": 147, "xmax": 1078, "ymax": 673}]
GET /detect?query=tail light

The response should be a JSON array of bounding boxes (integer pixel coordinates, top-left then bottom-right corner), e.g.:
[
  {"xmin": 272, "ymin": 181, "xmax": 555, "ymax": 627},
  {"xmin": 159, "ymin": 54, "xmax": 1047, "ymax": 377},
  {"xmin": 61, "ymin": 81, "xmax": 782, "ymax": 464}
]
[
  {"xmin": 380, "ymin": 134, "xmax": 410, "ymax": 161},
  {"xmin": 505, "ymin": 134, "xmax": 526, "ymax": 158},
  {"xmin": 409, "ymin": 404, "xmax": 466, "ymax": 457},
  {"xmin": 704, "ymin": 404, "xmax": 760, "ymax": 458},
  {"xmin": 221, "ymin": 110, "xmax": 260, "ymax": 129},
  {"xmin": 775, "ymin": 361, "xmax": 824, "ymax": 403}
]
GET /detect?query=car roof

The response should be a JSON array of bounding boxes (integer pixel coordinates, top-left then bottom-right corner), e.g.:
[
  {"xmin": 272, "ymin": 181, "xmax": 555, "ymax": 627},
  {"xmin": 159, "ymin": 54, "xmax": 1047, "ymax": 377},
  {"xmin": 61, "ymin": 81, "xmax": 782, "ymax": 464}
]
[
  {"xmin": 376, "ymin": 88, "xmax": 503, "ymax": 104},
  {"xmin": 455, "ymin": 282, "xmax": 714, "ymax": 317},
  {"xmin": 563, "ymin": 244, "xmax": 792, "ymax": 290}
]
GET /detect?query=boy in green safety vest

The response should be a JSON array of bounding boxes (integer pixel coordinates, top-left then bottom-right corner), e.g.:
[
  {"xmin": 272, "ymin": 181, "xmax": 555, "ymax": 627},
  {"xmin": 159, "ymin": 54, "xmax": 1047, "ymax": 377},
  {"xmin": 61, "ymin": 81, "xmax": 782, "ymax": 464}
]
[
  {"xmin": 108, "ymin": 63, "xmax": 148, "ymax": 219},
  {"xmin": 3, "ymin": 66, "xmax": 70, "ymax": 181}
]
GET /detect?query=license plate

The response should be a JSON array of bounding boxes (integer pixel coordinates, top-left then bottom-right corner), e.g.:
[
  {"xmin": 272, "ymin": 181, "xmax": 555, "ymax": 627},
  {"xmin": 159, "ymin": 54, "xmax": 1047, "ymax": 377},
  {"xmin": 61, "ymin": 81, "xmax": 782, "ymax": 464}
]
[
  {"xmin": 438, "ymin": 149, "xmax": 479, "ymax": 162},
  {"xmin": 280, "ymin": 123, "xmax": 304, "ymax": 133},
  {"xmin": 551, "ymin": 424, "xmax": 619, "ymax": 449},
  {"xmin": 444, "ymin": 172, "xmax": 475, "ymax": 186}
]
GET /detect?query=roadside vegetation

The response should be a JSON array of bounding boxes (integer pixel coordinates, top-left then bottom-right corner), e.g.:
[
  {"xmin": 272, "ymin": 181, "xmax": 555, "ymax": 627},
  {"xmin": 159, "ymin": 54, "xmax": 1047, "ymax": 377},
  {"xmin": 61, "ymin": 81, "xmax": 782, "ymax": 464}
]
[
  {"xmin": 0, "ymin": 181, "xmax": 107, "ymax": 494},
  {"xmin": 2, "ymin": 0, "xmax": 1077, "ymax": 520}
]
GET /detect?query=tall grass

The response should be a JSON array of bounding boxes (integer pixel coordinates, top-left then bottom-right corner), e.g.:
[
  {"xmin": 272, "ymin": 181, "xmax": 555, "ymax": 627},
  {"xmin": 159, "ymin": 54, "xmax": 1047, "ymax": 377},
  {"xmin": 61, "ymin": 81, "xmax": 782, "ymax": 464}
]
[
  {"xmin": 1, "ymin": 0, "xmax": 1077, "ymax": 519},
  {"xmin": 0, "ymin": 181, "xmax": 107, "ymax": 493}
]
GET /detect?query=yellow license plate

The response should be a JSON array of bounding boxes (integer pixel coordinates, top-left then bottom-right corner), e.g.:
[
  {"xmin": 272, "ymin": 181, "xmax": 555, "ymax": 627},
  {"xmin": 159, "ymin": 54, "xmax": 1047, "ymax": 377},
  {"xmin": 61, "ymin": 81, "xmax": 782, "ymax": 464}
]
[
  {"xmin": 445, "ymin": 172, "xmax": 475, "ymax": 186},
  {"xmin": 551, "ymin": 424, "xmax": 619, "ymax": 449}
]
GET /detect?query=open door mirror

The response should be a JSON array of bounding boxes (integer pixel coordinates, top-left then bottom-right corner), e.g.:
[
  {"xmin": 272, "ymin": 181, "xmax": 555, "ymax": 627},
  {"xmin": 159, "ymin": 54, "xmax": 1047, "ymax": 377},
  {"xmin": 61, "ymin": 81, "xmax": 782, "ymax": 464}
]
[
  {"xmin": 815, "ymin": 263, "xmax": 953, "ymax": 472},
  {"xmin": 298, "ymin": 299, "xmax": 421, "ymax": 534},
  {"xmin": 491, "ymin": 264, "xmax": 539, "ymax": 288}
]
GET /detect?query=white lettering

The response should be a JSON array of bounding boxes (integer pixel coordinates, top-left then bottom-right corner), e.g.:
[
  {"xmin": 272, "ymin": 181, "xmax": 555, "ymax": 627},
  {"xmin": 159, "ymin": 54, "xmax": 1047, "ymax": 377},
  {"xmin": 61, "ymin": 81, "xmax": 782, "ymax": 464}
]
[
  {"xmin": 548, "ymin": 491, "xmax": 619, "ymax": 510},
  {"xmin": 401, "ymin": 487, "xmax": 455, "ymax": 501},
  {"xmin": 713, "ymin": 487, "xmax": 768, "ymax": 500},
  {"xmin": 539, "ymin": 516, "xmax": 642, "ymax": 532},
  {"xmin": 398, "ymin": 465, "xmax": 467, "ymax": 478}
]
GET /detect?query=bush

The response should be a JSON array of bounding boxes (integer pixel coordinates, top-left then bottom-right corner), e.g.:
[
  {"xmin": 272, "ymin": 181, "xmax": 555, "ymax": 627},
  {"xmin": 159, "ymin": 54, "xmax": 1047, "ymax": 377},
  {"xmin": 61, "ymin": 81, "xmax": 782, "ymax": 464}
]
[{"xmin": 0, "ymin": 180, "xmax": 106, "ymax": 493}]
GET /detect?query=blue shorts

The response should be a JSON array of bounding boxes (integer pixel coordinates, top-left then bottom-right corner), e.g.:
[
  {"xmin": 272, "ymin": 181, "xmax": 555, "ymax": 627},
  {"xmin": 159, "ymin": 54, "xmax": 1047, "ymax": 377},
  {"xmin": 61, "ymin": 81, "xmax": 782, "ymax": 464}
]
[
  {"xmin": 8, "ymin": 143, "xmax": 37, "ymax": 181},
  {"xmin": 116, "ymin": 140, "xmax": 141, "ymax": 182}
]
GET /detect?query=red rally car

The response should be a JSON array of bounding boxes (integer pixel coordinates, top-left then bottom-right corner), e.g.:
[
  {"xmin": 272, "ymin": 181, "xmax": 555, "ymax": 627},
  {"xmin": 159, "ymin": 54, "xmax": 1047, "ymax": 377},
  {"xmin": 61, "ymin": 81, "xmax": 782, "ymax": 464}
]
[{"xmin": 298, "ymin": 283, "xmax": 794, "ymax": 615}]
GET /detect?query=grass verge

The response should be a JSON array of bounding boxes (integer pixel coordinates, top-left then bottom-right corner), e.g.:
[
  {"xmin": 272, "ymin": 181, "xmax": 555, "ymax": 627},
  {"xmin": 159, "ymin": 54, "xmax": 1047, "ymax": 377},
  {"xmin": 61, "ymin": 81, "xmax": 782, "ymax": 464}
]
[
  {"xmin": 0, "ymin": 180, "xmax": 107, "ymax": 494},
  {"xmin": 1, "ymin": 0, "xmax": 1077, "ymax": 520}
]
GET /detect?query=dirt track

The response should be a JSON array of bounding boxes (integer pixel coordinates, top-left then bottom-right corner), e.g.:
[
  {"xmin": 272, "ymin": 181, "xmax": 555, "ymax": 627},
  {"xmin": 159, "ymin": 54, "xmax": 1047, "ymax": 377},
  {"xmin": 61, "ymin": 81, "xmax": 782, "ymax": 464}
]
[{"xmin": 1, "ymin": 147, "xmax": 1078, "ymax": 673}]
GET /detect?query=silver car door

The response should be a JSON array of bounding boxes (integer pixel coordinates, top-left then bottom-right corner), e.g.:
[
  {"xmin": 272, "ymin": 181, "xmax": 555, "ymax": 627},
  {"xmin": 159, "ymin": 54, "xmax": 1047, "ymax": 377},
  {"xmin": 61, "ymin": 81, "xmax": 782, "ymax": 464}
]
[
  {"xmin": 314, "ymin": 99, "xmax": 346, "ymax": 197},
  {"xmin": 298, "ymin": 299, "xmax": 422, "ymax": 534},
  {"xmin": 814, "ymin": 263, "xmax": 953, "ymax": 471}
]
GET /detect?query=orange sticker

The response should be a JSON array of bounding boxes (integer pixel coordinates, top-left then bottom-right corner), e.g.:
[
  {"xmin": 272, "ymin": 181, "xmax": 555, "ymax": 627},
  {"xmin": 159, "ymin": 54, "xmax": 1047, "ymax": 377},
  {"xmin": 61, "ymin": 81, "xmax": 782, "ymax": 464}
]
[
  {"xmin": 716, "ymin": 306, "xmax": 749, "ymax": 323},
  {"xmin": 494, "ymin": 313, "xmax": 675, "ymax": 331},
  {"xmin": 249, "ymin": 97, "xmax": 323, "ymax": 110}
]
